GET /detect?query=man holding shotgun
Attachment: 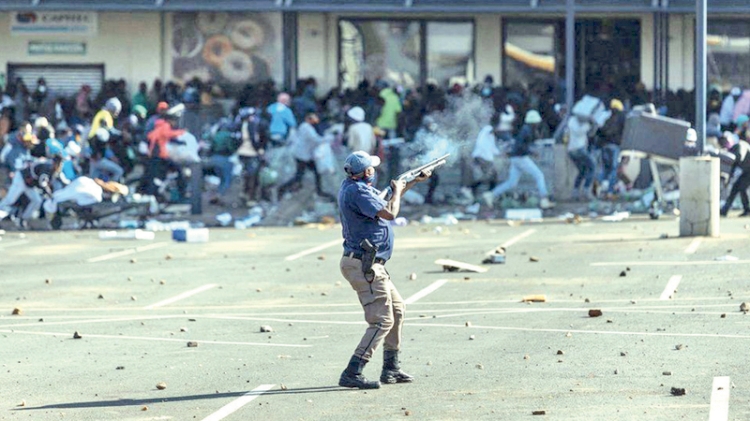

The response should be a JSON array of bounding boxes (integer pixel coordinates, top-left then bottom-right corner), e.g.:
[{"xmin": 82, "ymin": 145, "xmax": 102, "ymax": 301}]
[{"xmin": 337, "ymin": 151, "xmax": 444, "ymax": 389}]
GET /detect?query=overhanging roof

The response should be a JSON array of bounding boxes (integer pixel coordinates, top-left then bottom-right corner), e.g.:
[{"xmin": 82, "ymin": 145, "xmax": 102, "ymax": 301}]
[{"xmin": 2, "ymin": 0, "xmax": 750, "ymax": 14}]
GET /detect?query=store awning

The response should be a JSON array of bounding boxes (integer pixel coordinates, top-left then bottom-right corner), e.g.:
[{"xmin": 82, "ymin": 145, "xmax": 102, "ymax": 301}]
[{"xmin": 3, "ymin": 0, "xmax": 750, "ymax": 14}]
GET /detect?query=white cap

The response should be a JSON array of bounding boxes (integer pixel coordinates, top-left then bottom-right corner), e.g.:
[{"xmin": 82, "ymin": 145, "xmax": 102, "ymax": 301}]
[
  {"xmin": 525, "ymin": 110, "xmax": 542, "ymax": 124},
  {"xmin": 347, "ymin": 106, "xmax": 365, "ymax": 122},
  {"xmin": 731, "ymin": 87, "xmax": 742, "ymax": 96}
]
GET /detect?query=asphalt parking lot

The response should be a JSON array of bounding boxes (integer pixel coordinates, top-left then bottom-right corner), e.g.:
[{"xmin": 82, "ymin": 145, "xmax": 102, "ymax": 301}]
[{"xmin": 2, "ymin": 215, "xmax": 750, "ymax": 420}]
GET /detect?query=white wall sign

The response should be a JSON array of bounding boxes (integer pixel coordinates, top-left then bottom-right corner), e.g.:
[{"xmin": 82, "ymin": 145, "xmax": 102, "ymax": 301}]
[{"xmin": 10, "ymin": 11, "xmax": 98, "ymax": 36}]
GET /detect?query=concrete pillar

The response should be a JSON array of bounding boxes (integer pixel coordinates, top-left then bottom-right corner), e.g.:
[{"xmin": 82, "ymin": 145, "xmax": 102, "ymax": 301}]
[
  {"xmin": 679, "ymin": 156, "xmax": 719, "ymax": 237},
  {"xmin": 552, "ymin": 144, "xmax": 578, "ymax": 201}
]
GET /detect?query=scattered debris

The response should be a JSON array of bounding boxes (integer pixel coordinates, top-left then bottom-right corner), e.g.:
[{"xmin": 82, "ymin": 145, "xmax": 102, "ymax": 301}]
[
  {"xmin": 663, "ymin": 371, "xmax": 672, "ymax": 376},
  {"xmin": 187, "ymin": 341, "xmax": 198, "ymax": 347},
  {"xmin": 714, "ymin": 255, "xmax": 739, "ymax": 261},
  {"xmin": 130, "ymin": 258, "xmax": 137, "ymax": 264},
  {"xmin": 630, "ymin": 300, "xmax": 637, "ymax": 305},
  {"xmin": 405, "ymin": 410, "xmax": 412, "ymax": 416},
  {"xmin": 721, "ymin": 313, "xmax": 727, "ymax": 318},
  {"xmin": 409, "ymin": 273, "xmax": 417, "ymax": 281},
  {"xmin": 116, "ymin": 366, "xmax": 125, "ymax": 370},
  {"xmin": 584, "ymin": 298, "xmax": 590, "ymax": 303},
  {"xmin": 521, "ymin": 295, "xmax": 547, "ymax": 303},
  {"xmin": 156, "ymin": 382, "xmax": 167, "ymax": 390},
  {"xmin": 588, "ymin": 309, "xmax": 603, "ymax": 317},
  {"xmin": 321, "ymin": 292, "xmax": 328, "ymax": 296},
  {"xmin": 482, "ymin": 248, "xmax": 506, "ymax": 264},
  {"xmin": 475, "ymin": 363, "xmax": 483, "ymax": 369},
  {"xmin": 529, "ymin": 256, "xmax": 540, "ymax": 263},
  {"xmin": 606, "ymin": 319, "xmax": 613, "ymax": 323},
  {"xmin": 524, "ymin": 354, "xmax": 530, "ymax": 360},
  {"xmin": 98, "ymin": 294, "xmax": 104, "ymax": 299},
  {"xmin": 675, "ymin": 344, "xmax": 684, "ymax": 351},
  {"xmin": 45, "ymin": 278, "xmax": 51, "ymax": 284},
  {"xmin": 565, "ymin": 332, "xmax": 572, "ymax": 338},
  {"xmin": 131, "ymin": 296, "xmax": 137, "ymax": 301},
  {"xmin": 435, "ymin": 259, "xmax": 488, "ymax": 273},
  {"xmin": 260, "ymin": 325, "xmax": 273, "ymax": 333},
  {"xmin": 532, "ymin": 410, "xmax": 546, "ymax": 416},
  {"xmin": 659, "ymin": 233, "xmax": 670, "ymax": 239},
  {"xmin": 556, "ymin": 350, "xmax": 564, "ymax": 355},
  {"xmin": 620, "ymin": 352, "xmax": 627, "ymax": 357},
  {"xmin": 619, "ymin": 271, "xmax": 627, "ymax": 277},
  {"xmin": 614, "ymin": 368, "xmax": 619, "ymax": 375},
  {"xmin": 165, "ymin": 254, "xmax": 173, "ymax": 260},
  {"xmin": 11, "ymin": 308, "xmax": 21, "ymax": 315},
  {"xmin": 73, "ymin": 331, "xmax": 83, "ymax": 339},
  {"xmin": 180, "ymin": 327, "xmax": 188, "ymax": 332},
  {"xmin": 317, "ymin": 255, "xmax": 326, "ymax": 261},
  {"xmin": 141, "ymin": 406, "xmax": 148, "ymax": 411},
  {"xmin": 280, "ymin": 384, "xmax": 288, "ymax": 390},
  {"xmin": 18, "ymin": 400, "xmax": 26, "ymax": 407},
  {"xmin": 602, "ymin": 211, "xmax": 630, "ymax": 222},
  {"xmin": 469, "ymin": 335, "xmax": 476, "ymax": 340},
  {"xmin": 159, "ymin": 280, "xmax": 166, "ymax": 285},
  {"xmin": 670, "ymin": 387, "xmax": 686, "ymax": 396},
  {"xmin": 741, "ymin": 302, "xmax": 750, "ymax": 313}
]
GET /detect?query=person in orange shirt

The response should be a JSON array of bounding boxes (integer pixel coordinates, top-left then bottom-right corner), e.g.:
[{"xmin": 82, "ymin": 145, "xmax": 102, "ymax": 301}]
[{"xmin": 140, "ymin": 113, "xmax": 184, "ymax": 196}]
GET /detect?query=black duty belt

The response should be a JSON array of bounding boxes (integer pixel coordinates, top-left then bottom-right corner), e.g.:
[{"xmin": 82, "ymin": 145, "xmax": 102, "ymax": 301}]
[{"xmin": 344, "ymin": 252, "xmax": 386, "ymax": 265}]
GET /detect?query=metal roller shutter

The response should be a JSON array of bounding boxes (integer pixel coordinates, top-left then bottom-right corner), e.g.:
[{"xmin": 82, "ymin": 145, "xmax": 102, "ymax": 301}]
[{"xmin": 7, "ymin": 64, "xmax": 104, "ymax": 97}]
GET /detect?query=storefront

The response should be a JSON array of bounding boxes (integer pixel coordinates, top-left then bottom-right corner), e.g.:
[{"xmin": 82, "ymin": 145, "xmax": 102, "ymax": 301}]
[{"xmin": 0, "ymin": 1, "xmax": 749, "ymax": 99}]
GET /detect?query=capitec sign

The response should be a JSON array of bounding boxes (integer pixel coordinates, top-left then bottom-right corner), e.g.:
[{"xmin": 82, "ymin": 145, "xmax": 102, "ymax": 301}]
[{"xmin": 11, "ymin": 11, "xmax": 98, "ymax": 36}]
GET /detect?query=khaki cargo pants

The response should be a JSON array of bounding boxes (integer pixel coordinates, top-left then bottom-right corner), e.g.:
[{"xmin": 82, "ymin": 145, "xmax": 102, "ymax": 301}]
[{"xmin": 340, "ymin": 255, "xmax": 405, "ymax": 362}]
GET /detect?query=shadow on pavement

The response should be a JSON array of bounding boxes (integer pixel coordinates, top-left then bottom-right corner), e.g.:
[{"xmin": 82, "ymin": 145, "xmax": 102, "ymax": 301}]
[{"xmin": 13, "ymin": 386, "xmax": 348, "ymax": 411}]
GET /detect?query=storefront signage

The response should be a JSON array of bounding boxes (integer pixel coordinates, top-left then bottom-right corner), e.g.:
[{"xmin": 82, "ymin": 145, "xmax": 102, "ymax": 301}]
[
  {"xmin": 11, "ymin": 11, "xmax": 98, "ymax": 36},
  {"xmin": 28, "ymin": 41, "xmax": 87, "ymax": 55}
]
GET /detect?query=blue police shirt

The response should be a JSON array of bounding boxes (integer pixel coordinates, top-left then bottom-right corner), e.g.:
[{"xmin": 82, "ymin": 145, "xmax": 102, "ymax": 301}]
[{"xmin": 339, "ymin": 178, "xmax": 394, "ymax": 261}]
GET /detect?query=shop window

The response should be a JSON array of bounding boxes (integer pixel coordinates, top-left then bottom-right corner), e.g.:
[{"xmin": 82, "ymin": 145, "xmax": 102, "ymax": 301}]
[
  {"xmin": 427, "ymin": 22, "xmax": 475, "ymax": 87},
  {"xmin": 503, "ymin": 22, "xmax": 558, "ymax": 89},
  {"xmin": 340, "ymin": 19, "xmax": 475, "ymax": 89},
  {"xmin": 708, "ymin": 20, "xmax": 750, "ymax": 90},
  {"xmin": 339, "ymin": 20, "xmax": 421, "ymax": 90}
]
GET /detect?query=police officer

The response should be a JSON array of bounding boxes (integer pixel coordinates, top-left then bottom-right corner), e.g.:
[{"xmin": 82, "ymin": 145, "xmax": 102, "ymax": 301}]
[{"xmin": 337, "ymin": 151, "xmax": 431, "ymax": 389}]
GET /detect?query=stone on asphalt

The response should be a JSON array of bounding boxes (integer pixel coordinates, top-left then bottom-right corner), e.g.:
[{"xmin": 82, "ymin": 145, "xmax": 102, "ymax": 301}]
[
  {"xmin": 317, "ymin": 255, "xmax": 325, "ymax": 260},
  {"xmin": 469, "ymin": 335, "xmax": 475, "ymax": 340},
  {"xmin": 619, "ymin": 271, "xmax": 627, "ymax": 277},
  {"xmin": 156, "ymin": 382, "xmax": 167, "ymax": 390},
  {"xmin": 116, "ymin": 366, "xmax": 124, "ymax": 370},
  {"xmin": 11, "ymin": 307, "xmax": 21, "ymax": 315},
  {"xmin": 141, "ymin": 406, "xmax": 148, "ymax": 411},
  {"xmin": 475, "ymin": 364, "xmax": 483, "ymax": 369},
  {"xmin": 529, "ymin": 256, "xmax": 539, "ymax": 262},
  {"xmin": 18, "ymin": 400, "xmax": 25, "ymax": 407},
  {"xmin": 280, "ymin": 384, "xmax": 288, "ymax": 390},
  {"xmin": 409, "ymin": 273, "xmax": 417, "ymax": 280},
  {"xmin": 588, "ymin": 309, "xmax": 603, "ymax": 317},
  {"xmin": 131, "ymin": 296, "xmax": 137, "ymax": 301},
  {"xmin": 556, "ymin": 350, "xmax": 564, "ymax": 355},
  {"xmin": 45, "ymin": 278, "xmax": 51, "ymax": 284},
  {"xmin": 532, "ymin": 410, "xmax": 546, "ymax": 415},
  {"xmin": 165, "ymin": 254, "xmax": 173, "ymax": 260},
  {"xmin": 180, "ymin": 327, "xmax": 188, "ymax": 332},
  {"xmin": 98, "ymin": 294, "xmax": 104, "ymax": 299},
  {"xmin": 721, "ymin": 313, "xmax": 727, "ymax": 318},
  {"xmin": 741, "ymin": 302, "xmax": 750, "ymax": 313},
  {"xmin": 675, "ymin": 344, "xmax": 684, "ymax": 350},
  {"xmin": 187, "ymin": 341, "xmax": 198, "ymax": 347},
  {"xmin": 524, "ymin": 354, "xmax": 530, "ymax": 360},
  {"xmin": 260, "ymin": 325, "xmax": 273, "ymax": 333},
  {"xmin": 130, "ymin": 258, "xmax": 137, "ymax": 263},
  {"xmin": 159, "ymin": 280, "xmax": 166, "ymax": 285},
  {"xmin": 465, "ymin": 321, "xmax": 472, "ymax": 327},
  {"xmin": 663, "ymin": 371, "xmax": 672, "ymax": 376},
  {"xmin": 670, "ymin": 387, "xmax": 685, "ymax": 396},
  {"xmin": 73, "ymin": 331, "xmax": 82, "ymax": 339}
]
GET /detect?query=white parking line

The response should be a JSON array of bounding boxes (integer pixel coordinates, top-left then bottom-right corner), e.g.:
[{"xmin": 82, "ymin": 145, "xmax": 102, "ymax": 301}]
[
  {"xmin": 685, "ymin": 238, "xmax": 702, "ymax": 254},
  {"xmin": 0, "ymin": 329, "xmax": 312, "ymax": 347},
  {"xmin": 659, "ymin": 275, "xmax": 682, "ymax": 300},
  {"xmin": 709, "ymin": 376, "xmax": 731, "ymax": 421},
  {"xmin": 484, "ymin": 228, "xmax": 536, "ymax": 255},
  {"xmin": 404, "ymin": 280, "xmax": 448, "ymax": 304},
  {"xmin": 284, "ymin": 239, "xmax": 341, "ymax": 261},
  {"xmin": 592, "ymin": 260, "xmax": 750, "ymax": 267},
  {"xmin": 201, "ymin": 384, "xmax": 275, "ymax": 421},
  {"xmin": 144, "ymin": 284, "xmax": 217, "ymax": 309},
  {"xmin": 87, "ymin": 242, "xmax": 168, "ymax": 263},
  {"xmin": 0, "ymin": 239, "xmax": 30, "ymax": 249}
]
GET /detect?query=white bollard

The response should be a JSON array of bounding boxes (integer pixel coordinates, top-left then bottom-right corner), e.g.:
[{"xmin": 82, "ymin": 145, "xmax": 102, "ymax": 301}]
[{"xmin": 679, "ymin": 156, "xmax": 720, "ymax": 237}]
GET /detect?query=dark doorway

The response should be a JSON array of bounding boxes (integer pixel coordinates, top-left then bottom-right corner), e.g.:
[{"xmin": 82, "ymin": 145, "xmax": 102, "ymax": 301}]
[{"xmin": 576, "ymin": 19, "xmax": 642, "ymax": 100}]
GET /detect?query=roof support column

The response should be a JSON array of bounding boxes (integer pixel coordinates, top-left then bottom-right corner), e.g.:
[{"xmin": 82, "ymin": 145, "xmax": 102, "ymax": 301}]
[
  {"xmin": 565, "ymin": 0, "xmax": 575, "ymax": 112},
  {"xmin": 695, "ymin": 0, "xmax": 707, "ymax": 153}
]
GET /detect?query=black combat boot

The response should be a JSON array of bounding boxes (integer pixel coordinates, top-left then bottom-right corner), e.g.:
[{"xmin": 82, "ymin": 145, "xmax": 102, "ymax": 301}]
[
  {"xmin": 380, "ymin": 350, "xmax": 414, "ymax": 384},
  {"xmin": 339, "ymin": 355, "xmax": 380, "ymax": 389}
]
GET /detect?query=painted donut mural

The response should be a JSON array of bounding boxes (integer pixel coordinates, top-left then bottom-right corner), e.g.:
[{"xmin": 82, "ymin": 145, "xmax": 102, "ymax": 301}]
[{"xmin": 172, "ymin": 12, "xmax": 281, "ymax": 88}]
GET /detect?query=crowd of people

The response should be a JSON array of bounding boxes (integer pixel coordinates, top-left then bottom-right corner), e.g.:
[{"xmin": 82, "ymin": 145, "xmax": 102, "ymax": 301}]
[{"xmin": 1, "ymin": 73, "xmax": 750, "ymax": 229}]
